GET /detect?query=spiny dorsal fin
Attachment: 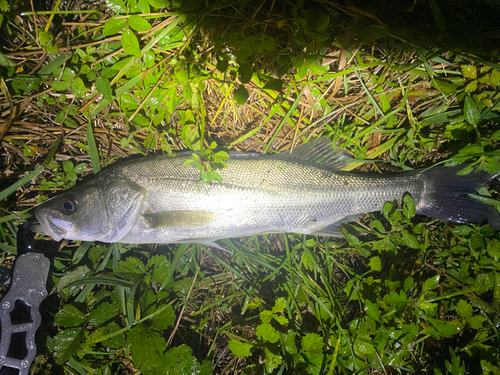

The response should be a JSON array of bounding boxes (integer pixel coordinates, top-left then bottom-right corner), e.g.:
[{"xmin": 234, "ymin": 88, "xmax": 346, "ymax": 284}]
[
  {"xmin": 269, "ymin": 138, "xmax": 353, "ymax": 171},
  {"xmin": 182, "ymin": 138, "xmax": 354, "ymax": 171}
]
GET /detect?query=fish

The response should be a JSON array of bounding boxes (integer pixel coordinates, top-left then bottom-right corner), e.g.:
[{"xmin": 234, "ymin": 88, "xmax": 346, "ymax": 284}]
[{"xmin": 33, "ymin": 138, "xmax": 500, "ymax": 244}]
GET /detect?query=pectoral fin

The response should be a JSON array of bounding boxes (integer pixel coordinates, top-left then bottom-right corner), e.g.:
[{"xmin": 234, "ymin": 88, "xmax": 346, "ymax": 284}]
[{"xmin": 142, "ymin": 210, "xmax": 214, "ymax": 229}]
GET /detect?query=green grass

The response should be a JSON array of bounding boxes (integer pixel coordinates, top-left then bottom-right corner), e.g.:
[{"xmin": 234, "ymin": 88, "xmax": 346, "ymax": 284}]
[{"xmin": 1, "ymin": 0, "xmax": 500, "ymax": 373}]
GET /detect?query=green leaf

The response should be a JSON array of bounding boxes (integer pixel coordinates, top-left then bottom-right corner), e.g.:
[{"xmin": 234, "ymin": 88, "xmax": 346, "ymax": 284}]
[
  {"xmin": 55, "ymin": 265, "xmax": 91, "ymax": 293},
  {"xmin": 466, "ymin": 315, "xmax": 486, "ymax": 330},
  {"xmin": 452, "ymin": 225, "xmax": 472, "ymax": 236},
  {"xmin": 174, "ymin": 61, "xmax": 189, "ymax": 83},
  {"xmin": 364, "ymin": 299, "xmax": 380, "ymax": 321},
  {"xmin": 55, "ymin": 305, "xmax": 87, "ymax": 327},
  {"xmin": 487, "ymin": 239, "xmax": 500, "ymax": 262},
  {"xmin": 147, "ymin": 0, "xmax": 171, "ymax": 9},
  {"xmin": 383, "ymin": 201, "xmax": 396, "ymax": 219},
  {"xmin": 464, "ymin": 96, "xmax": 480, "ymax": 125},
  {"xmin": 465, "ymin": 80, "xmax": 478, "ymax": 92},
  {"xmin": 301, "ymin": 332, "xmax": 323, "ymax": 353},
  {"xmin": 296, "ymin": 60, "xmax": 309, "ymax": 78},
  {"xmin": 233, "ymin": 85, "xmax": 249, "ymax": 105},
  {"xmin": 263, "ymin": 346, "xmax": 283, "ymax": 373},
  {"xmin": 103, "ymin": 321, "xmax": 126, "ymax": 348},
  {"xmin": 283, "ymin": 330, "xmax": 297, "ymax": 355},
  {"xmin": 461, "ymin": 64, "xmax": 477, "ymax": 79},
  {"xmin": 403, "ymin": 194, "xmax": 416, "ymax": 219},
  {"xmin": 263, "ymin": 79, "xmax": 283, "ymax": 92},
  {"xmin": 52, "ymin": 67, "xmax": 76, "ymax": 81},
  {"xmin": 128, "ymin": 15, "xmax": 152, "ymax": 31},
  {"xmin": 122, "ymin": 28, "xmax": 141, "ymax": 58},
  {"xmin": 489, "ymin": 69, "xmax": 500, "ymax": 86},
  {"xmin": 272, "ymin": 297, "xmax": 286, "ymax": 313},
  {"xmin": 63, "ymin": 160, "xmax": 74, "ymax": 173},
  {"xmin": 181, "ymin": 124, "xmax": 199, "ymax": 148},
  {"xmin": 228, "ymin": 340, "xmax": 253, "ymax": 358},
  {"xmin": 128, "ymin": 325, "xmax": 168, "ymax": 372},
  {"xmin": 274, "ymin": 315, "xmax": 289, "ymax": 325},
  {"xmin": 455, "ymin": 299, "xmax": 473, "ymax": 319},
  {"xmin": 164, "ymin": 345, "xmax": 208, "ymax": 374},
  {"xmin": 216, "ymin": 58, "xmax": 228, "ymax": 72},
  {"xmin": 427, "ymin": 317, "xmax": 460, "ymax": 338},
  {"xmin": 373, "ymin": 220, "xmax": 385, "ymax": 233},
  {"xmin": 88, "ymin": 302, "xmax": 119, "ymax": 327},
  {"xmin": 456, "ymin": 165, "xmax": 473, "ymax": 177},
  {"xmin": 308, "ymin": 63, "xmax": 328, "ymax": 75},
  {"xmin": 147, "ymin": 255, "xmax": 171, "ymax": 284},
  {"xmin": 39, "ymin": 30, "xmax": 53, "ymax": 45},
  {"xmin": 296, "ymin": 333, "xmax": 324, "ymax": 375},
  {"xmin": 73, "ymin": 163, "xmax": 87, "ymax": 174},
  {"xmin": 354, "ymin": 335, "xmax": 376, "ymax": 355},
  {"xmin": 151, "ymin": 305, "xmax": 176, "ymax": 330},
  {"xmin": 238, "ymin": 63, "xmax": 253, "ymax": 84},
  {"xmin": 481, "ymin": 359, "xmax": 500, "ymax": 374},
  {"xmin": 256, "ymin": 323, "xmax": 280, "ymax": 343},
  {"xmin": 259, "ymin": 310, "xmax": 273, "ymax": 324},
  {"xmin": 423, "ymin": 275, "xmax": 440, "ymax": 291},
  {"xmin": 0, "ymin": 50, "xmax": 16, "ymax": 67},
  {"xmin": 102, "ymin": 17, "xmax": 127, "ymax": 36},
  {"xmin": 50, "ymin": 328, "xmax": 84, "ymax": 365},
  {"xmin": 130, "ymin": 112, "xmax": 150, "ymax": 127},
  {"xmin": 96, "ymin": 76, "xmax": 113, "ymax": 101},
  {"xmin": 315, "ymin": 14, "xmax": 330, "ymax": 32},
  {"xmin": 248, "ymin": 34, "xmax": 275, "ymax": 54},
  {"xmin": 420, "ymin": 301, "xmax": 438, "ymax": 316},
  {"xmin": 476, "ymin": 273, "xmax": 494, "ymax": 293},
  {"xmin": 495, "ymin": 272, "xmax": 500, "ymax": 300},
  {"xmin": 106, "ymin": 0, "xmax": 126, "ymax": 14},
  {"xmin": 368, "ymin": 256, "xmax": 382, "ymax": 272},
  {"xmin": 401, "ymin": 229, "xmax": 420, "ymax": 249},
  {"xmin": 71, "ymin": 77, "xmax": 87, "ymax": 98},
  {"xmin": 114, "ymin": 257, "xmax": 147, "ymax": 280},
  {"xmin": 50, "ymin": 80, "xmax": 72, "ymax": 91}
]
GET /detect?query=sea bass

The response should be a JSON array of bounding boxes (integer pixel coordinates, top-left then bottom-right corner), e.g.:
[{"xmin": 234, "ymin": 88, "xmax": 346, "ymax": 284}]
[{"xmin": 33, "ymin": 139, "xmax": 499, "ymax": 244}]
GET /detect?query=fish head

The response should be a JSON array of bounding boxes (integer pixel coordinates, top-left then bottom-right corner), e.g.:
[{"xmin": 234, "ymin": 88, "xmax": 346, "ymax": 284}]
[{"xmin": 34, "ymin": 175, "xmax": 148, "ymax": 242}]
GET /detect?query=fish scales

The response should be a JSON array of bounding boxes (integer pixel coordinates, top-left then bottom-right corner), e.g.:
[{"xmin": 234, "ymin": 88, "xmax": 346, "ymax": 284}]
[{"xmin": 33, "ymin": 139, "xmax": 499, "ymax": 244}]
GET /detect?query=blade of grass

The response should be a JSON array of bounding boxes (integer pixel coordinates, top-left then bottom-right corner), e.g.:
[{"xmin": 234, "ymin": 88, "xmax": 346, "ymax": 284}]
[
  {"xmin": 44, "ymin": 0, "xmax": 63, "ymax": 32},
  {"xmin": 87, "ymin": 119, "xmax": 101, "ymax": 174},
  {"xmin": 75, "ymin": 244, "xmax": 114, "ymax": 303},
  {"xmin": 66, "ymin": 276, "xmax": 134, "ymax": 288},
  {"xmin": 262, "ymin": 85, "xmax": 306, "ymax": 154},
  {"xmin": 354, "ymin": 69, "xmax": 383, "ymax": 117},
  {"xmin": 72, "ymin": 241, "xmax": 94, "ymax": 264},
  {"xmin": 230, "ymin": 102, "xmax": 283, "ymax": 146},
  {"xmin": 160, "ymin": 243, "xmax": 189, "ymax": 290},
  {"xmin": 0, "ymin": 242, "xmax": 17, "ymax": 254}
]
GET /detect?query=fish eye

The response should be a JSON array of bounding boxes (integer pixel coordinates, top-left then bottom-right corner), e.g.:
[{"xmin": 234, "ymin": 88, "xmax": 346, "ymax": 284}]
[{"xmin": 61, "ymin": 197, "xmax": 77, "ymax": 214}]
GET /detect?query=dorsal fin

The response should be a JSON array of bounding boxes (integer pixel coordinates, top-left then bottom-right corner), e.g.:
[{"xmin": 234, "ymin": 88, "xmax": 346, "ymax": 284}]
[
  {"xmin": 269, "ymin": 138, "xmax": 353, "ymax": 171},
  {"xmin": 184, "ymin": 138, "xmax": 354, "ymax": 171}
]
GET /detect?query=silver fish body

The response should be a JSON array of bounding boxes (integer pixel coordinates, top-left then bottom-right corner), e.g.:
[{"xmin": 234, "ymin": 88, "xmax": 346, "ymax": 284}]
[{"xmin": 33, "ymin": 140, "xmax": 499, "ymax": 243}]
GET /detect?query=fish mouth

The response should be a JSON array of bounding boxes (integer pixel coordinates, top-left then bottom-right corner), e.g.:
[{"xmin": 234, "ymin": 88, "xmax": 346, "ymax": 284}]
[{"xmin": 33, "ymin": 212, "xmax": 73, "ymax": 242}]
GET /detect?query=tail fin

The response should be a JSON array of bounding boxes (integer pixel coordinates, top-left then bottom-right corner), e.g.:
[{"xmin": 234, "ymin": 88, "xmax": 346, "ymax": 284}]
[{"xmin": 418, "ymin": 166, "xmax": 500, "ymax": 229}]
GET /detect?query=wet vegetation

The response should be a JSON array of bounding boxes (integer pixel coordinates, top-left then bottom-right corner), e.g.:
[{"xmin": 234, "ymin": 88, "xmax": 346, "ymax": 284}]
[{"xmin": 1, "ymin": 0, "xmax": 500, "ymax": 373}]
